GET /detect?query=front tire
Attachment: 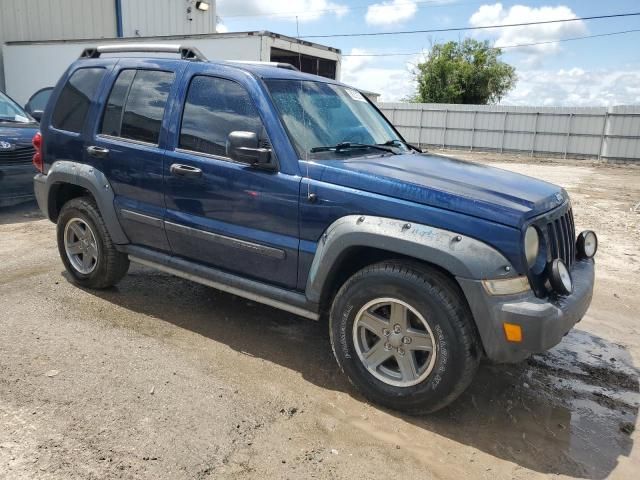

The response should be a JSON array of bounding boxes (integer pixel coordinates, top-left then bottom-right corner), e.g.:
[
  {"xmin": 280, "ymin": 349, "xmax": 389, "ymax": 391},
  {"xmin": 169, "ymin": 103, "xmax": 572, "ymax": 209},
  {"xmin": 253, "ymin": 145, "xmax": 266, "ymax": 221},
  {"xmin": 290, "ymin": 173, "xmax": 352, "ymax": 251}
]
[
  {"xmin": 57, "ymin": 196, "xmax": 129, "ymax": 289},
  {"xmin": 329, "ymin": 261, "xmax": 480, "ymax": 414}
]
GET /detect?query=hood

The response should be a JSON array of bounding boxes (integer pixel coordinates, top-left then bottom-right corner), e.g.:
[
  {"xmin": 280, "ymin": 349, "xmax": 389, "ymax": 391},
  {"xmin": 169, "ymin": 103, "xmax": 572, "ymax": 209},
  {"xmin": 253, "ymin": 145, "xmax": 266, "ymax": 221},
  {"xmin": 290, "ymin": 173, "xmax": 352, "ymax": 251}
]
[
  {"xmin": 305, "ymin": 152, "xmax": 565, "ymax": 228},
  {"xmin": 0, "ymin": 123, "xmax": 39, "ymax": 148}
]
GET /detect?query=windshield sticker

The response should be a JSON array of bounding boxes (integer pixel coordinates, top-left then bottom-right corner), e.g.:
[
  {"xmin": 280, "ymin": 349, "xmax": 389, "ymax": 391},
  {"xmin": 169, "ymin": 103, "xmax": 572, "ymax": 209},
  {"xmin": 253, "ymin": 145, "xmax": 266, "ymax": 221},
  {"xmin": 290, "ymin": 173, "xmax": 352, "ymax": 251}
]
[
  {"xmin": 344, "ymin": 88, "xmax": 367, "ymax": 102},
  {"xmin": 14, "ymin": 115, "xmax": 29, "ymax": 122}
]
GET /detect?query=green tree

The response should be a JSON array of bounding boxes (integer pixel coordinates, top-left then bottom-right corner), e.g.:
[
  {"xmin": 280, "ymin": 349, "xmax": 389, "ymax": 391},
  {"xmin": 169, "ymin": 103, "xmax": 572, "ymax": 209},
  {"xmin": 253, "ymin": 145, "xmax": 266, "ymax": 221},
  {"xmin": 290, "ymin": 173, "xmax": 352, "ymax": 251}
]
[{"xmin": 412, "ymin": 39, "xmax": 516, "ymax": 104}]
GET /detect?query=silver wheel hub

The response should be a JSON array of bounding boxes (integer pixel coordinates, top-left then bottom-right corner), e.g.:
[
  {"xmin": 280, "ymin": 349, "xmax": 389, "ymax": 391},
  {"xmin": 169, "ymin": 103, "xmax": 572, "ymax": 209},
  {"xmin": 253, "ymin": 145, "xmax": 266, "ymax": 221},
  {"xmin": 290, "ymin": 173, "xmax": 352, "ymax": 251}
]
[
  {"xmin": 353, "ymin": 297, "xmax": 437, "ymax": 387},
  {"xmin": 64, "ymin": 218, "xmax": 98, "ymax": 275},
  {"xmin": 388, "ymin": 332, "xmax": 404, "ymax": 348}
]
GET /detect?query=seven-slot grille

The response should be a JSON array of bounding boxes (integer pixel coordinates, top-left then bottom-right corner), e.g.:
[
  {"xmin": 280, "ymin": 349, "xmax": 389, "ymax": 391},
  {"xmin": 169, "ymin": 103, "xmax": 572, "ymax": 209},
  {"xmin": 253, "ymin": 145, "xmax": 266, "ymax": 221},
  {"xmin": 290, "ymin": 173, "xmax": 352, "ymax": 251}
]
[
  {"xmin": 544, "ymin": 207, "xmax": 576, "ymax": 268},
  {"xmin": 0, "ymin": 145, "xmax": 35, "ymax": 166}
]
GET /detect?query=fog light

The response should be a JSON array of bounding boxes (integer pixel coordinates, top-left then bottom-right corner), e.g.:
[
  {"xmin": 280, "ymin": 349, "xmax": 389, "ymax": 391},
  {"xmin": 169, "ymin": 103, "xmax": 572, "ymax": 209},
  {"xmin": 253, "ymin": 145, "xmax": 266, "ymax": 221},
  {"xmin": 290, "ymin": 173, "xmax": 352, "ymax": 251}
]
[
  {"xmin": 550, "ymin": 259, "xmax": 572, "ymax": 295},
  {"xmin": 576, "ymin": 230, "xmax": 597, "ymax": 259}
]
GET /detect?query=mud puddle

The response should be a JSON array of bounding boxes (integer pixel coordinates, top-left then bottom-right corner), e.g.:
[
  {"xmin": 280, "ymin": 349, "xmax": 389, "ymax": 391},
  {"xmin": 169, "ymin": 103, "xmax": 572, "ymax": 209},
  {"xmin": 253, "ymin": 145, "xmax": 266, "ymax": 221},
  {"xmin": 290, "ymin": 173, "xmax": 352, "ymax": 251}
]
[{"xmin": 386, "ymin": 329, "xmax": 640, "ymax": 479}]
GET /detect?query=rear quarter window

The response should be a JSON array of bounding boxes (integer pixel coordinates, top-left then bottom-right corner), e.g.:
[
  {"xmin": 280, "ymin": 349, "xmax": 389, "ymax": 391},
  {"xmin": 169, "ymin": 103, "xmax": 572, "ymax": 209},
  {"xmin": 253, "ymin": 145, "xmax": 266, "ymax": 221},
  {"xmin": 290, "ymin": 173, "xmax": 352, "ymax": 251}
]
[{"xmin": 51, "ymin": 68, "xmax": 105, "ymax": 133}]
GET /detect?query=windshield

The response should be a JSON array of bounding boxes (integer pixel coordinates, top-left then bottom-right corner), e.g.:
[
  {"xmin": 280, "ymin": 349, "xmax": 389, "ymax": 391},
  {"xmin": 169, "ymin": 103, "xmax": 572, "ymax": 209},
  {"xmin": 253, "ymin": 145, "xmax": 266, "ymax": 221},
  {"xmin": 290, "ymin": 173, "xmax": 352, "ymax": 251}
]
[
  {"xmin": 0, "ymin": 91, "xmax": 31, "ymax": 123},
  {"xmin": 265, "ymin": 79, "xmax": 406, "ymax": 158}
]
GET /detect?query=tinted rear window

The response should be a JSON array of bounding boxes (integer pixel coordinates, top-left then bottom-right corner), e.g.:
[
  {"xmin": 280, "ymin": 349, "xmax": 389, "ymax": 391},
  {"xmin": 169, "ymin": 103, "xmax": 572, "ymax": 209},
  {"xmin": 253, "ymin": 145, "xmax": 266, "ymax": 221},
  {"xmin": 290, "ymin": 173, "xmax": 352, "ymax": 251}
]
[
  {"xmin": 121, "ymin": 70, "xmax": 174, "ymax": 144},
  {"xmin": 100, "ymin": 69, "xmax": 174, "ymax": 144},
  {"xmin": 101, "ymin": 70, "xmax": 136, "ymax": 137},
  {"xmin": 52, "ymin": 68, "xmax": 105, "ymax": 133}
]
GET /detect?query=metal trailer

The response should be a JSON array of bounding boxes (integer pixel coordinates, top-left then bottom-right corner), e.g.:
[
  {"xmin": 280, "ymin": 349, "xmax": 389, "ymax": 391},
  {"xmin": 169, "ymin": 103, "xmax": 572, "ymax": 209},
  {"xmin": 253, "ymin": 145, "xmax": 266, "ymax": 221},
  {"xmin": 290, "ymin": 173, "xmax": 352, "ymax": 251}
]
[{"xmin": 2, "ymin": 31, "xmax": 342, "ymax": 106}]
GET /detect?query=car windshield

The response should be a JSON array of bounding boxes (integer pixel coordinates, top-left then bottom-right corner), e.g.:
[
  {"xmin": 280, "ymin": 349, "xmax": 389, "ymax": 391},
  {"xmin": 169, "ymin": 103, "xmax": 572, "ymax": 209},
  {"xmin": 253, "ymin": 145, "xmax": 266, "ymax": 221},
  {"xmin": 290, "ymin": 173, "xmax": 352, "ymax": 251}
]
[
  {"xmin": 0, "ymin": 91, "xmax": 32, "ymax": 123},
  {"xmin": 265, "ymin": 79, "xmax": 407, "ymax": 158}
]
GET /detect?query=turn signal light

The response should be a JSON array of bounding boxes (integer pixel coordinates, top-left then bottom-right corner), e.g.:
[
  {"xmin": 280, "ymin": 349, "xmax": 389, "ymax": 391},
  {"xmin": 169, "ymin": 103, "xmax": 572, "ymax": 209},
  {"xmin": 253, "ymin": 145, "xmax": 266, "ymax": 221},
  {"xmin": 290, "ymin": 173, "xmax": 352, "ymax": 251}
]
[
  {"xmin": 503, "ymin": 323, "xmax": 523, "ymax": 343},
  {"xmin": 32, "ymin": 131, "xmax": 43, "ymax": 173}
]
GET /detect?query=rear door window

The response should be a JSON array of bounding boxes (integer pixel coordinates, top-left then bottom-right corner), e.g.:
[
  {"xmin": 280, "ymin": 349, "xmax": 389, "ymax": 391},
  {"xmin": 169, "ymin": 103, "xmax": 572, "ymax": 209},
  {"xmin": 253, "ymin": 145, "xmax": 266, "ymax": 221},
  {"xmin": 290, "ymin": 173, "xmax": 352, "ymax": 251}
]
[
  {"xmin": 100, "ymin": 69, "xmax": 174, "ymax": 145},
  {"xmin": 179, "ymin": 76, "xmax": 262, "ymax": 158},
  {"xmin": 51, "ymin": 68, "xmax": 105, "ymax": 133},
  {"xmin": 100, "ymin": 70, "xmax": 135, "ymax": 137}
]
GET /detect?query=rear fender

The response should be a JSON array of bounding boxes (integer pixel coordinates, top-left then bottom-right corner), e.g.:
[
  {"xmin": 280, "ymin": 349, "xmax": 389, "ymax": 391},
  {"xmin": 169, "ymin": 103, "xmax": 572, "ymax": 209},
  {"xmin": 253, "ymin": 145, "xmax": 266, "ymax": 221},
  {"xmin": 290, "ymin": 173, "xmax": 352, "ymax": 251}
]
[{"xmin": 43, "ymin": 161, "xmax": 128, "ymax": 244}]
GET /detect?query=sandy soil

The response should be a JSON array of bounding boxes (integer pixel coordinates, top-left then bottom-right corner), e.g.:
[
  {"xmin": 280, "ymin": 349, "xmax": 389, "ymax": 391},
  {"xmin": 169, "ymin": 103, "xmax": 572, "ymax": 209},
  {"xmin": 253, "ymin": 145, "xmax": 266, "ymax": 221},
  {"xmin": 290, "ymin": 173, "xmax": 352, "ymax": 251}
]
[{"xmin": 0, "ymin": 154, "xmax": 638, "ymax": 479}]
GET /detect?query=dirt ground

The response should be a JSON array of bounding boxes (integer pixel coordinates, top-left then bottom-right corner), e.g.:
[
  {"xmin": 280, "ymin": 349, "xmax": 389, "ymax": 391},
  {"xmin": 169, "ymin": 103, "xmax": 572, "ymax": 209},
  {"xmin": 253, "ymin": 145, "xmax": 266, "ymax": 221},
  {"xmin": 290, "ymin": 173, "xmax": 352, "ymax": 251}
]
[{"xmin": 1, "ymin": 152, "xmax": 639, "ymax": 479}]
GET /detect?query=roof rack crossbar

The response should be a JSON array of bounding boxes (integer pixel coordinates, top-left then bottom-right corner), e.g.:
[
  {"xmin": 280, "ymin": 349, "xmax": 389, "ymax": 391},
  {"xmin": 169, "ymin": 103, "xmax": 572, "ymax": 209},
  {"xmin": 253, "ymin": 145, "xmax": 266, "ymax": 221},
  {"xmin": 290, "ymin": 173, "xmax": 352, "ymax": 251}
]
[
  {"xmin": 227, "ymin": 61, "xmax": 299, "ymax": 71},
  {"xmin": 79, "ymin": 44, "xmax": 207, "ymax": 61}
]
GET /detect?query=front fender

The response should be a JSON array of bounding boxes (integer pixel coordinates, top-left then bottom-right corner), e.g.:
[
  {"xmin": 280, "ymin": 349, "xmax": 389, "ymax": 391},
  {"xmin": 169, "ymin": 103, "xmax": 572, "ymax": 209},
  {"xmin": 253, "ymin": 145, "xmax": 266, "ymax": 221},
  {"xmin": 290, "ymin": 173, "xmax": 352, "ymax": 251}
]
[{"xmin": 305, "ymin": 215, "xmax": 516, "ymax": 303}]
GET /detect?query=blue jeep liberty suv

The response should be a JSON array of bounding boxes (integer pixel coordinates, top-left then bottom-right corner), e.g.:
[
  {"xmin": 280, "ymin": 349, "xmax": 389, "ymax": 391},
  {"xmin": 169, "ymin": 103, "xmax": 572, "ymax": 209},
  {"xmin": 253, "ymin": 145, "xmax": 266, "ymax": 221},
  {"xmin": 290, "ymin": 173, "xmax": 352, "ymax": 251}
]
[{"xmin": 33, "ymin": 45, "xmax": 597, "ymax": 413}]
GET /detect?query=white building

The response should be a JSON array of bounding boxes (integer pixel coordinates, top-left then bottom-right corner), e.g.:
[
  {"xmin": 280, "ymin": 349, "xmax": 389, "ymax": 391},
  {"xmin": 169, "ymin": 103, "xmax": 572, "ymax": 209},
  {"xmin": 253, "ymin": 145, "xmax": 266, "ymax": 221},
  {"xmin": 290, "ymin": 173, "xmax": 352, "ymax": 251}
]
[
  {"xmin": 4, "ymin": 32, "xmax": 342, "ymax": 105},
  {"xmin": 0, "ymin": 0, "xmax": 343, "ymax": 105},
  {"xmin": 0, "ymin": 0, "xmax": 218, "ymax": 91}
]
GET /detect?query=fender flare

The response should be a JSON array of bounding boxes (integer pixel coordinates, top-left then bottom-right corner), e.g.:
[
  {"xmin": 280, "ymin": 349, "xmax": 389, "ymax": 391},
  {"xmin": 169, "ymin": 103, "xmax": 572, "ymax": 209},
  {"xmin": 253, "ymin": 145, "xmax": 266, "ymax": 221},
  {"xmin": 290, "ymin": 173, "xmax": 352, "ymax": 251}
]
[
  {"xmin": 43, "ymin": 161, "xmax": 129, "ymax": 244},
  {"xmin": 304, "ymin": 215, "xmax": 516, "ymax": 303}
]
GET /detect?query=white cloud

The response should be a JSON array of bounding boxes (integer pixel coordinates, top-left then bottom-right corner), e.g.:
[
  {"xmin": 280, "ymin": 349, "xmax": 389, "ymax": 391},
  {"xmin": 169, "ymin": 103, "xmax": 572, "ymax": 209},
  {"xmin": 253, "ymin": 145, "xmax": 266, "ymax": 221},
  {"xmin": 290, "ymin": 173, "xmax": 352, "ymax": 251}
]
[
  {"xmin": 503, "ymin": 68, "xmax": 640, "ymax": 106},
  {"xmin": 217, "ymin": 0, "xmax": 348, "ymax": 23},
  {"xmin": 216, "ymin": 22, "xmax": 229, "ymax": 33},
  {"xmin": 341, "ymin": 49, "xmax": 427, "ymax": 101},
  {"xmin": 469, "ymin": 3, "xmax": 587, "ymax": 63},
  {"xmin": 365, "ymin": 0, "xmax": 417, "ymax": 26}
]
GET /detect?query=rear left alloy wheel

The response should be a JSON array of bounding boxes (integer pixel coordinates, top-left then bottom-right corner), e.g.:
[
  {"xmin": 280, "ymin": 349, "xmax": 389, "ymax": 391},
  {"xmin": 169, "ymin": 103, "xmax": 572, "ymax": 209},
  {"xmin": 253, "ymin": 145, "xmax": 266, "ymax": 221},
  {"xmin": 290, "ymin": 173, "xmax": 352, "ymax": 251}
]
[
  {"xmin": 64, "ymin": 217, "xmax": 99, "ymax": 275},
  {"xmin": 57, "ymin": 196, "xmax": 129, "ymax": 289}
]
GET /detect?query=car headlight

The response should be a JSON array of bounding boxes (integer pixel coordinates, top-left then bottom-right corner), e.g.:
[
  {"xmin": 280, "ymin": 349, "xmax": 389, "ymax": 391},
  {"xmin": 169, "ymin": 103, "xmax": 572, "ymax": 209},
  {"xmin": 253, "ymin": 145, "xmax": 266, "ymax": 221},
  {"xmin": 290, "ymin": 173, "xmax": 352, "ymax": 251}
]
[
  {"xmin": 549, "ymin": 259, "xmax": 573, "ymax": 295},
  {"xmin": 577, "ymin": 230, "xmax": 597, "ymax": 259},
  {"xmin": 524, "ymin": 226, "xmax": 540, "ymax": 268}
]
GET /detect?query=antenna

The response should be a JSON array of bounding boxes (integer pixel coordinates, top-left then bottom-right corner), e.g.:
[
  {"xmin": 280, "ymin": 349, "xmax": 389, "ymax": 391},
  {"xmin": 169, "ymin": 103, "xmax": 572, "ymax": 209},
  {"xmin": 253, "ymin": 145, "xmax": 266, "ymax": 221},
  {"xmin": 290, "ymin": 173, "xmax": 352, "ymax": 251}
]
[{"xmin": 296, "ymin": 16, "xmax": 312, "ymax": 201}]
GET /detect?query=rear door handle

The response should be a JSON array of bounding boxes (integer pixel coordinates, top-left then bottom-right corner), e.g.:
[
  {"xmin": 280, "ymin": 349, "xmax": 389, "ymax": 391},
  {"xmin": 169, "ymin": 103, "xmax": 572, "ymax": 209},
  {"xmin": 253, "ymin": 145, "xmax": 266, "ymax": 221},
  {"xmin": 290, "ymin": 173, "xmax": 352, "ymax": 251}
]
[
  {"xmin": 170, "ymin": 163, "xmax": 203, "ymax": 178},
  {"xmin": 86, "ymin": 145, "xmax": 110, "ymax": 158}
]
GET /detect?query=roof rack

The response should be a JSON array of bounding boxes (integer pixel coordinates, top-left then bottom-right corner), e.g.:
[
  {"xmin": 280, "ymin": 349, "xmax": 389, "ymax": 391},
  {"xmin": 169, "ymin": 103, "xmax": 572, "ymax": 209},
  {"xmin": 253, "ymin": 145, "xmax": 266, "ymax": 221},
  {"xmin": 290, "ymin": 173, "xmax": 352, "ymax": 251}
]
[
  {"xmin": 79, "ymin": 44, "xmax": 207, "ymax": 62},
  {"xmin": 228, "ymin": 61, "xmax": 299, "ymax": 71}
]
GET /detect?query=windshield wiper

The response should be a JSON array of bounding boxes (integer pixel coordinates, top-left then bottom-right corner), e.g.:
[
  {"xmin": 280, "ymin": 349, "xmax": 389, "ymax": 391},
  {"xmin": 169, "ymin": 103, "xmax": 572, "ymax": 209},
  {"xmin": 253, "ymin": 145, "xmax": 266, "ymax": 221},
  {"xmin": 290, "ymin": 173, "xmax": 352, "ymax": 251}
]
[
  {"xmin": 310, "ymin": 142, "xmax": 398, "ymax": 155},
  {"xmin": 380, "ymin": 139, "xmax": 422, "ymax": 153}
]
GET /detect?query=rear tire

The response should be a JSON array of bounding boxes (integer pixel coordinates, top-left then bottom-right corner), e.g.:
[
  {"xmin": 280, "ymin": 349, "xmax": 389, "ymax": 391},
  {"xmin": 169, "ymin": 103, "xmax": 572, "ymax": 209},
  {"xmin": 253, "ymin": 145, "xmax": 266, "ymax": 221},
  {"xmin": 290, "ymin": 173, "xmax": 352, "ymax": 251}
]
[
  {"xmin": 329, "ymin": 261, "xmax": 480, "ymax": 414},
  {"xmin": 57, "ymin": 196, "xmax": 129, "ymax": 289}
]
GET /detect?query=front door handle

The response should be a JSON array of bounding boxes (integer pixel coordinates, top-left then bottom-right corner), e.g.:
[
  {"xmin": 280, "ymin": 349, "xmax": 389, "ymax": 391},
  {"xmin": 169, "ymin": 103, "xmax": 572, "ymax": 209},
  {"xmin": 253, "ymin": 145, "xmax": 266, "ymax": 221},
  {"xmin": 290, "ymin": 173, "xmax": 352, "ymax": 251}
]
[
  {"xmin": 86, "ymin": 145, "xmax": 110, "ymax": 158},
  {"xmin": 170, "ymin": 163, "xmax": 203, "ymax": 178}
]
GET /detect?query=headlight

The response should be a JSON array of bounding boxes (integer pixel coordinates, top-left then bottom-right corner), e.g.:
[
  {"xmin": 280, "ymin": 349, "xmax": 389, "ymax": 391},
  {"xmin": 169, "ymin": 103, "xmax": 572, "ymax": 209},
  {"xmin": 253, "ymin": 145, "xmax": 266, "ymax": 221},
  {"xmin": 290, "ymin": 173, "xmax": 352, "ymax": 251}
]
[
  {"xmin": 549, "ymin": 259, "xmax": 572, "ymax": 295},
  {"xmin": 577, "ymin": 230, "xmax": 597, "ymax": 259},
  {"xmin": 524, "ymin": 226, "xmax": 540, "ymax": 268}
]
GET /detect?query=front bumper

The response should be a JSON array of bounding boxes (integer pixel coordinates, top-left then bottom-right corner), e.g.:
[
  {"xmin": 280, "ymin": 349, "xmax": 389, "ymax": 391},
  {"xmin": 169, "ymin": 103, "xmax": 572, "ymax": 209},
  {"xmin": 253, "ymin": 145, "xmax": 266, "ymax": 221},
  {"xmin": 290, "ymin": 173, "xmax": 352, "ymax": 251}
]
[{"xmin": 458, "ymin": 259, "xmax": 595, "ymax": 363}]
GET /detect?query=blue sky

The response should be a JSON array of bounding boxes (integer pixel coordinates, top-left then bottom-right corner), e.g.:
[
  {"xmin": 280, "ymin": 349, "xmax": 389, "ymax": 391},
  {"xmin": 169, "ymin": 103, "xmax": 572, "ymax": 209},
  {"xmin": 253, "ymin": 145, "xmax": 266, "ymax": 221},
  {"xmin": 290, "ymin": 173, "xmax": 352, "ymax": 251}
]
[{"xmin": 216, "ymin": 1, "xmax": 640, "ymax": 105}]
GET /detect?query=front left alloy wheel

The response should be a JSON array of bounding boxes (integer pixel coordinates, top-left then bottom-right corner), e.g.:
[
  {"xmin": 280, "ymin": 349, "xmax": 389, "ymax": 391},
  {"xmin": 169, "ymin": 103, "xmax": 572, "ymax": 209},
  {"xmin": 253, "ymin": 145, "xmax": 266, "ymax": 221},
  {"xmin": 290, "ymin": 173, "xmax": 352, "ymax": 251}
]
[{"xmin": 329, "ymin": 260, "xmax": 481, "ymax": 414}]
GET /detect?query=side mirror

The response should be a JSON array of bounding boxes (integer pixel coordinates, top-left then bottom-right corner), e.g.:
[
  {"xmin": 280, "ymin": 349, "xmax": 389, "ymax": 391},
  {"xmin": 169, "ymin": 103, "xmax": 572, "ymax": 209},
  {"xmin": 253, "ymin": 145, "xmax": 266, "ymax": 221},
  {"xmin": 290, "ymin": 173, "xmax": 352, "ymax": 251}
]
[
  {"xmin": 30, "ymin": 110, "xmax": 44, "ymax": 123},
  {"xmin": 226, "ymin": 131, "xmax": 272, "ymax": 166}
]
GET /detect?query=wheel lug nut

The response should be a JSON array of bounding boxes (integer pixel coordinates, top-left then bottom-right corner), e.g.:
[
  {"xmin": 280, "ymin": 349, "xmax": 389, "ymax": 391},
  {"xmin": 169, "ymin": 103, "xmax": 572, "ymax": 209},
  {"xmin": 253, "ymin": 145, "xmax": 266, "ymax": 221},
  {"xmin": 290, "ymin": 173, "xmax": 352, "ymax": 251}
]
[
  {"xmin": 398, "ymin": 348, "xmax": 405, "ymax": 355},
  {"xmin": 384, "ymin": 342, "xmax": 392, "ymax": 351},
  {"xmin": 402, "ymin": 336, "xmax": 411, "ymax": 344},
  {"xmin": 393, "ymin": 324, "xmax": 401, "ymax": 334},
  {"xmin": 382, "ymin": 328, "xmax": 390, "ymax": 336}
]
